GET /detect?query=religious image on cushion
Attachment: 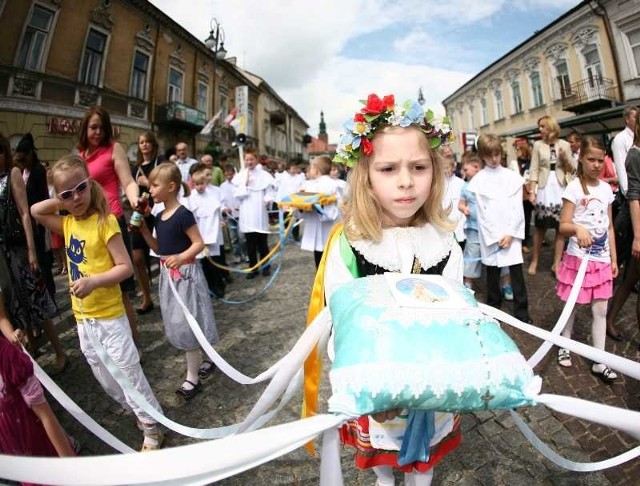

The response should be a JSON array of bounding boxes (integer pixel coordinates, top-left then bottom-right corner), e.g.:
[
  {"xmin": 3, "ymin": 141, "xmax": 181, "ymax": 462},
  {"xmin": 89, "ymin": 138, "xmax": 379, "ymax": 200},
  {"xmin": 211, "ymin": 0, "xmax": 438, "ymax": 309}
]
[{"xmin": 328, "ymin": 274, "xmax": 541, "ymax": 416}]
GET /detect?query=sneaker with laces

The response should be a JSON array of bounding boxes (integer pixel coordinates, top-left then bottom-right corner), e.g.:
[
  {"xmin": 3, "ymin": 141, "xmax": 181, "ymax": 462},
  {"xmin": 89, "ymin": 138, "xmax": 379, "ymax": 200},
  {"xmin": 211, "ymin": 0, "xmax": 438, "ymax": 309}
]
[
  {"xmin": 502, "ymin": 284, "xmax": 514, "ymax": 301},
  {"xmin": 557, "ymin": 348, "xmax": 572, "ymax": 367}
]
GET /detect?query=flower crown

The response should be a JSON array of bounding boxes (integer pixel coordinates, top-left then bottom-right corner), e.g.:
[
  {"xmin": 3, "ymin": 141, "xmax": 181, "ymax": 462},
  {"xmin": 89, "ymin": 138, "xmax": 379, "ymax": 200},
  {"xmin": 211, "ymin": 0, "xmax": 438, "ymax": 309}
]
[{"xmin": 333, "ymin": 94, "xmax": 454, "ymax": 168}]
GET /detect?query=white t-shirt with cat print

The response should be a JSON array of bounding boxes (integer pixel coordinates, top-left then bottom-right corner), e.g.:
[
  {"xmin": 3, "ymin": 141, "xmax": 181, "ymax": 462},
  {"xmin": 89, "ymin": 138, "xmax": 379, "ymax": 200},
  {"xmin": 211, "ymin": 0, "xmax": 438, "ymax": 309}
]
[{"xmin": 562, "ymin": 178, "xmax": 614, "ymax": 263}]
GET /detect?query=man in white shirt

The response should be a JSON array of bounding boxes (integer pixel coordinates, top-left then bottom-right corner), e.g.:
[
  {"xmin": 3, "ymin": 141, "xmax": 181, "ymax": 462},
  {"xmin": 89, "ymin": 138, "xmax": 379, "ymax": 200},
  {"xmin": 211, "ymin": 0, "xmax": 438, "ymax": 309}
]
[
  {"xmin": 611, "ymin": 106, "xmax": 638, "ymax": 195},
  {"xmin": 174, "ymin": 142, "xmax": 198, "ymax": 183}
]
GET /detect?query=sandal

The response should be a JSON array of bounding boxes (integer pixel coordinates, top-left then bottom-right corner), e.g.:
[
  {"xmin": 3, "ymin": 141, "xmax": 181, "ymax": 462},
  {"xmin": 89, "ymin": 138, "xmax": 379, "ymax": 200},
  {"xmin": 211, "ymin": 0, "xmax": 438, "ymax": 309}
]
[
  {"xmin": 175, "ymin": 379, "xmax": 201, "ymax": 400},
  {"xmin": 591, "ymin": 364, "xmax": 617, "ymax": 383},
  {"xmin": 140, "ymin": 430, "xmax": 164, "ymax": 452},
  {"xmin": 198, "ymin": 360, "xmax": 216, "ymax": 379}
]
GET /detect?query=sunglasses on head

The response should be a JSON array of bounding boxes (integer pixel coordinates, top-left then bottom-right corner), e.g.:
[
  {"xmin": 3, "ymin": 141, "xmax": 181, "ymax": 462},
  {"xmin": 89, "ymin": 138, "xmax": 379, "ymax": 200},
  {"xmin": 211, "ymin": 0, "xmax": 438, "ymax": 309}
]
[{"xmin": 57, "ymin": 178, "xmax": 90, "ymax": 200}]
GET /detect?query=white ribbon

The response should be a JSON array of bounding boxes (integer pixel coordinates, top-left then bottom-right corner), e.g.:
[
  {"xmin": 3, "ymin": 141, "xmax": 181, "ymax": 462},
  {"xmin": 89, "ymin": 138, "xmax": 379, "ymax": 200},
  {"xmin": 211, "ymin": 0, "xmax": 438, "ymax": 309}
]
[
  {"xmin": 27, "ymin": 350, "xmax": 134, "ymax": 453},
  {"xmin": 84, "ymin": 318, "xmax": 306, "ymax": 439},
  {"xmin": 0, "ymin": 414, "xmax": 348, "ymax": 486},
  {"xmin": 527, "ymin": 255, "xmax": 589, "ymax": 367}
]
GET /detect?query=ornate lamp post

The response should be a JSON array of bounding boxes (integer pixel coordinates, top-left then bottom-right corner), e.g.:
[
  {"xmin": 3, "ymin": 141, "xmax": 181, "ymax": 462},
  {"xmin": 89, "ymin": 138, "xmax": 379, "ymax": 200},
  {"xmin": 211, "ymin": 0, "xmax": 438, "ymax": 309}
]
[{"xmin": 204, "ymin": 18, "xmax": 227, "ymax": 118}]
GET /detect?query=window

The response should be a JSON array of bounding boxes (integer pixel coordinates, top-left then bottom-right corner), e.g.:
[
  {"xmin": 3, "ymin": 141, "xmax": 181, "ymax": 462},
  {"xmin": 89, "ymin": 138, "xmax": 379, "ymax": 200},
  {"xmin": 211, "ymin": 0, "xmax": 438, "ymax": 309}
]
[
  {"xmin": 555, "ymin": 60, "xmax": 571, "ymax": 98},
  {"xmin": 530, "ymin": 72, "xmax": 544, "ymax": 108},
  {"xmin": 494, "ymin": 90, "xmax": 504, "ymax": 119},
  {"xmin": 130, "ymin": 51, "xmax": 149, "ymax": 100},
  {"xmin": 80, "ymin": 29, "xmax": 107, "ymax": 86},
  {"xmin": 511, "ymin": 81, "xmax": 523, "ymax": 114},
  {"xmin": 584, "ymin": 46, "xmax": 603, "ymax": 87},
  {"xmin": 168, "ymin": 68, "xmax": 183, "ymax": 102},
  {"xmin": 197, "ymin": 82, "xmax": 208, "ymax": 113},
  {"xmin": 480, "ymin": 98, "xmax": 488, "ymax": 125},
  {"xmin": 627, "ymin": 28, "xmax": 640, "ymax": 76},
  {"xmin": 17, "ymin": 5, "xmax": 55, "ymax": 71}
]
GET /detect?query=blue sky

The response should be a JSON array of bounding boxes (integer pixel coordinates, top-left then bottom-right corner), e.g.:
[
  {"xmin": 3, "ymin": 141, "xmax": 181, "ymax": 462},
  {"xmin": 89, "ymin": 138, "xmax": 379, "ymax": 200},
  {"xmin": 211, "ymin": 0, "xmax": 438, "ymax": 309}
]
[{"xmin": 151, "ymin": 0, "xmax": 582, "ymax": 141}]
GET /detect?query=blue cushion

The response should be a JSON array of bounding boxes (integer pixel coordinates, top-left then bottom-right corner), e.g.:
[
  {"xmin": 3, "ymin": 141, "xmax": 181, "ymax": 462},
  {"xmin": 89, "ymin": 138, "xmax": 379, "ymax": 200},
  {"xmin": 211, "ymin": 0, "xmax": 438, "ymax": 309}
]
[{"xmin": 328, "ymin": 274, "xmax": 540, "ymax": 416}]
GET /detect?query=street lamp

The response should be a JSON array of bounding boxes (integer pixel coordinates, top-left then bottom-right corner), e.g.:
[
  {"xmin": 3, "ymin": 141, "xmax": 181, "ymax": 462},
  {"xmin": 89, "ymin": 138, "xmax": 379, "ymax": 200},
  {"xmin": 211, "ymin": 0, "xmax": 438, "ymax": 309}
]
[
  {"xmin": 203, "ymin": 18, "xmax": 227, "ymax": 142},
  {"xmin": 204, "ymin": 18, "xmax": 226, "ymax": 59}
]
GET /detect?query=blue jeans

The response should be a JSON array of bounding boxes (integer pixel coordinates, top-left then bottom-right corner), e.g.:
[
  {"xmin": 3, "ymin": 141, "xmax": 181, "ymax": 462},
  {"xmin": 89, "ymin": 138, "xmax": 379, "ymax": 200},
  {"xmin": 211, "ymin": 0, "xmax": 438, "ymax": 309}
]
[{"xmin": 226, "ymin": 217, "xmax": 247, "ymax": 262}]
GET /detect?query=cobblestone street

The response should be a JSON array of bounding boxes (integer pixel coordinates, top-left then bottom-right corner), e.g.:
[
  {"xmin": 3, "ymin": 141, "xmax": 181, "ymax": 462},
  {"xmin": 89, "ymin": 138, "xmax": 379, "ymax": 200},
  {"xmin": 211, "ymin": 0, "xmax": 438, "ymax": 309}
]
[{"xmin": 30, "ymin": 236, "xmax": 640, "ymax": 485}]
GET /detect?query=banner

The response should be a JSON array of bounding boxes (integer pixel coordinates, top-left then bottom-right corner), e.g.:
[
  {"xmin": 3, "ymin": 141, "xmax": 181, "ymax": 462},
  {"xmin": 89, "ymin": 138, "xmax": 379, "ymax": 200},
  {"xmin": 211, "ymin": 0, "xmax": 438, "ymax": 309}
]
[{"xmin": 235, "ymin": 85, "xmax": 249, "ymax": 134}]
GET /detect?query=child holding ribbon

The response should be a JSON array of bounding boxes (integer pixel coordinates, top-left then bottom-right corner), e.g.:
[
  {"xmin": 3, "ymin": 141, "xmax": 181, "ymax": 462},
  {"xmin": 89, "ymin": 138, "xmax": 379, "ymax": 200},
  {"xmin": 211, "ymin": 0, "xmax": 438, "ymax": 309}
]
[
  {"xmin": 305, "ymin": 94, "xmax": 463, "ymax": 485},
  {"xmin": 31, "ymin": 155, "xmax": 163, "ymax": 452},
  {"xmin": 556, "ymin": 136, "xmax": 618, "ymax": 382},
  {"xmin": 139, "ymin": 162, "xmax": 219, "ymax": 399}
]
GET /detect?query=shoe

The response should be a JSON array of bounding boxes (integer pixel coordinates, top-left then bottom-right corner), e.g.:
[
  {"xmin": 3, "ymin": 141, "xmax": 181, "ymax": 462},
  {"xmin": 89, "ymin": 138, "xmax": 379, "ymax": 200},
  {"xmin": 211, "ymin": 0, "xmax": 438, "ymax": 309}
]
[
  {"xmin": 557, "ymin": 348, "xmax": 572, "ymax": 367},
  {"xmin": 198, "ymin": 360, "xmax": 216, "ymax": 379},
  {"xmin": 135, "ymin": 303, "xmax": 155, "ymax": 315},
  {"xmin": 502, "ymin": 285, "xmax": 514, "ymax": 301},
  {"xmin": 175, "ymin": 380, "xmax": 201, "ymax": 400},
  {"xmin": 246, "ymin": 271, "xmax": 258, "ymax": 280},
  {"xmin": 262, "ymin": 267, "xmax": 271, "ymax": 277},
  {"xmin": 141, "ymin": 429, "xmax": 164, "ymax": 452},
  {"xmin": 591, "ymin": 364, "xmax": 617, "ymax": 383},
  {"xmin": 211, "ymin": 285, "xmax": 225, "ymax": 299},
  {"xmin": 606, "ymin": 328, "xmax": 625, "ymax": 341}
]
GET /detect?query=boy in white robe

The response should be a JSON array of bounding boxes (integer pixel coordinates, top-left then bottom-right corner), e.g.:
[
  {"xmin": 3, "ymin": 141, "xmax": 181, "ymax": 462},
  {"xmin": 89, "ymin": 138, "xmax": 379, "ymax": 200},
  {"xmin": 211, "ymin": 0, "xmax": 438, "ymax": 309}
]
[
  {"xmin": 275, "ymin": 161, "xmax": 306, "ymax": 242},
  {"xmin": 467, "ymin": 134, "xmax": 532, "ymax": 323},
  {"xmin": 299, "ymin": 156, "xmax": 341, "ymax": 267},
  {"xmin": 231, "ymin": 148, "xmax": 276, "ymax": 279},
  {"xmin": 190, "ymin": 165, "xmax": 227, "ymax": 297}
]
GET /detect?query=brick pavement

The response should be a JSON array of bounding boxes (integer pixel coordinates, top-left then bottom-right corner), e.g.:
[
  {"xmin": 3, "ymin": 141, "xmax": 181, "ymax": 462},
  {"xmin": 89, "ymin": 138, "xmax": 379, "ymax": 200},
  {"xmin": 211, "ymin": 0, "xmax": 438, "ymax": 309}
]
[{"xmin": 24, "ymin": 238, "xmax": 640, "ymax": 485}]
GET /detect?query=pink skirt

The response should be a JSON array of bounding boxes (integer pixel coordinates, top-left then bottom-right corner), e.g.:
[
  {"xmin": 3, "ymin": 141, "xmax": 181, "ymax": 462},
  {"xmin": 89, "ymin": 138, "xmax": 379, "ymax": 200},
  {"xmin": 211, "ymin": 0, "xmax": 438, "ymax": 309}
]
[{"xmin": 556, "ymin": 253, "xmax": 612, "ymax": 304}]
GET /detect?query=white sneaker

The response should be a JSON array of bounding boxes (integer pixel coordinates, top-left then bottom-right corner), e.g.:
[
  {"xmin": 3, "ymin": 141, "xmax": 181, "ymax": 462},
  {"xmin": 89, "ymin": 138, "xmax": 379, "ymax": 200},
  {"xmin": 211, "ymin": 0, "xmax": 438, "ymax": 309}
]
[{"xmin": 557, "ymin": 348, "xmax": 572, "ymax": 367}]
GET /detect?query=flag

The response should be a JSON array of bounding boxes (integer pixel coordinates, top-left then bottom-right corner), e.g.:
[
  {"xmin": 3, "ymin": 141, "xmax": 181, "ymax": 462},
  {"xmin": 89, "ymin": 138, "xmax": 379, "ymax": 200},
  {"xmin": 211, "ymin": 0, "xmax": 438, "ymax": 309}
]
[{"xmin": 199, "ymin": 109, "xmax": 222, "ymax": 136}]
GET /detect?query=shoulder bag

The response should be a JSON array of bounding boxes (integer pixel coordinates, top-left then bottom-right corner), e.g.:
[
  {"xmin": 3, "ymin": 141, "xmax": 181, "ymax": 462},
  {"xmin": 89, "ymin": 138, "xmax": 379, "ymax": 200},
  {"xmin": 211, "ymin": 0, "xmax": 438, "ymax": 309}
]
[{"xmin": 0, "ymin": 173, "xmax": 27, "ymax": 248}]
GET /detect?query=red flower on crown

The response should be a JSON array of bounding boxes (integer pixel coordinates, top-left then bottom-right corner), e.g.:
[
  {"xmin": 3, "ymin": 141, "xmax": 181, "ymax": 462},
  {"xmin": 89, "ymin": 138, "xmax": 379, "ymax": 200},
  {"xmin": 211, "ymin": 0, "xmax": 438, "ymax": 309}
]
[
  {"xmin": 354, "ymin": 113, "xmax": 366, "ymax": 122},
  {"xmin": 362, "ymin": 94, "xmax": 395, "ymax": 115},
  {"xmin": 361, "ymin": 137, "xmax": 373, "ymax": 156}
]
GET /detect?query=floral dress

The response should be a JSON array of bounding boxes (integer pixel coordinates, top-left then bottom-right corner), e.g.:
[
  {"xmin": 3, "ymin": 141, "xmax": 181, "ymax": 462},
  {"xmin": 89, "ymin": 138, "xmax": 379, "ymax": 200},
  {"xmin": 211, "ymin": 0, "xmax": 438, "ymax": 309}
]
[{"xmin": 0, "ymin": 173, "xmax": 57, "ymax": 333}]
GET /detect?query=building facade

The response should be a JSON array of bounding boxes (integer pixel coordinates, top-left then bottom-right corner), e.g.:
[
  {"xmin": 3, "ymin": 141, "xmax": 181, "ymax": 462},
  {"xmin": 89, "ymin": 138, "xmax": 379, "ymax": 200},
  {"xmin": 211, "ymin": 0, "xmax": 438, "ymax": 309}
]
[
  {"xmin": 0, "ymin": 0, "xmax": 308, "ymax": 165},
  {"xmin": 443, "ymin": 1, "xmax": 624, "ymax": 160},
  {"xmin": 602, "ymin": 0, "xmax": 640, "ymax": 104}
]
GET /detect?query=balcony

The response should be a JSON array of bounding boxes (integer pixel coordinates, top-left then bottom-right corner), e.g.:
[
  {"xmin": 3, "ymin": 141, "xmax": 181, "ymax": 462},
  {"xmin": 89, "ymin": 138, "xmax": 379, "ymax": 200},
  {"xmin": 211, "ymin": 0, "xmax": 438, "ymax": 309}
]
[
  {"xmin": 561, "ymin": 77, "xmax": 618, "ymax": 114},
  {"xmin": 156, "ymin": 102, "xmax": 206, "ymax": 128}
]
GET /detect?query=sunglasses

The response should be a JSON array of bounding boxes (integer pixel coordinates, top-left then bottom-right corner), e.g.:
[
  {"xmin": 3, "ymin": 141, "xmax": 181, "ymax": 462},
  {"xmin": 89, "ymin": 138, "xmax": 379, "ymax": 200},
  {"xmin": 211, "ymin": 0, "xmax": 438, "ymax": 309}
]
[{"xmin": 57, "ymin": 178, "xmax": 90, "ymax": 200}]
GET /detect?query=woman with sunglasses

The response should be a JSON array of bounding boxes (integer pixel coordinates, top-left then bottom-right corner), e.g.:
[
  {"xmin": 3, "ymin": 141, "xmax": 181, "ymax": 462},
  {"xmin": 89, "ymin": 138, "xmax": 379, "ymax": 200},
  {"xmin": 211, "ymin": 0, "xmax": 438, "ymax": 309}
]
[
  {"xmin": 0, "ymin": 133, "xmax": 68, "ymax": 372},
  {"xmin": 77, "ymin": 107, "xmax": 141, "ymax": 347}
]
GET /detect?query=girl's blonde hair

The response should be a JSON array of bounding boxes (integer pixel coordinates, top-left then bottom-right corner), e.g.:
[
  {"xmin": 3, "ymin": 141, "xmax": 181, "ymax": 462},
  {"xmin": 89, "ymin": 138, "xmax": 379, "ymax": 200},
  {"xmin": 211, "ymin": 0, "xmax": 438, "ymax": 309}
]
[
  {"xmin": 577, "ymin": 136, "xmax": 605, "ymax": 196},
  {"xmin": 344, "ymin": 126, "xmax": 453, "ymax": 241},
  {"xmin": 149, "ymin": 162, "xmax": 190, "ymax": 197},
  {"xmin": 52, "ymin": 155, "xmax": 110, "ymax": 224}
]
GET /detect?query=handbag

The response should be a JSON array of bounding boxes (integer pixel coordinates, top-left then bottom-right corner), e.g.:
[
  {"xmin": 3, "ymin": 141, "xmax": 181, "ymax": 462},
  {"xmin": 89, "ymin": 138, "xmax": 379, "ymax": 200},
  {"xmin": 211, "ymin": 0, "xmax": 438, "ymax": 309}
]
[
  {"xmin": 614, "ymin": 195, "xmax": 632, "ymax": 265},
  {"xmin": 0, "ymin": 173, "xmax": 27, "ymax": 248}
]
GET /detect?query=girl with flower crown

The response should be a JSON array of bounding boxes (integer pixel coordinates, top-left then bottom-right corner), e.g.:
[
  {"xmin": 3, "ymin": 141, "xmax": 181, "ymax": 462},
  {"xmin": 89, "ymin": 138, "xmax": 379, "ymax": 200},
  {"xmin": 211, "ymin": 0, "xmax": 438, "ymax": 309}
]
[{"xmin": 303, "ymin": 94, "xmax": 462, "ymax": 485}]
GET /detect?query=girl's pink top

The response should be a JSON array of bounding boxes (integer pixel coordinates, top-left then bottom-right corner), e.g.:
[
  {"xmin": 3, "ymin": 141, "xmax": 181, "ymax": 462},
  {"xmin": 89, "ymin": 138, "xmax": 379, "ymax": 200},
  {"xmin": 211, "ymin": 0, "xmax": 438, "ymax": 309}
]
[
  {"xmin": 80, "ymin": 142, "xmax": 123, "ymax": 218},
  {"xmin": 599, "ymin": 155, "xmax": 619, "ymax": 193}
]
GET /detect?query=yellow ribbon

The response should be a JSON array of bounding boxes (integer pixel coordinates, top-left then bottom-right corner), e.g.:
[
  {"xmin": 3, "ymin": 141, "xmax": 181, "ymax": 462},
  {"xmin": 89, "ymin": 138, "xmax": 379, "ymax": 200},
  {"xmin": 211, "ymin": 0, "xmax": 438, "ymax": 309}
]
[
  {"xmin": 301, "ymin": 222, "xmax": 345, "ymax": 455},
  {"xmin": 277, "ymin": 192, "xmax": 337, "ymax": 212}
]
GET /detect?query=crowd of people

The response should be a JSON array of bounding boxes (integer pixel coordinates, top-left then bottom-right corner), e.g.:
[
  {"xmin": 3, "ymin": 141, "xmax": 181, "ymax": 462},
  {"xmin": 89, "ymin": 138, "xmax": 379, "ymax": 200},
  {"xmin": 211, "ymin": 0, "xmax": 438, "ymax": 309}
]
[{"xmin": 0, "ymin": 97, "xmax": 638, "ymax": 486}]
